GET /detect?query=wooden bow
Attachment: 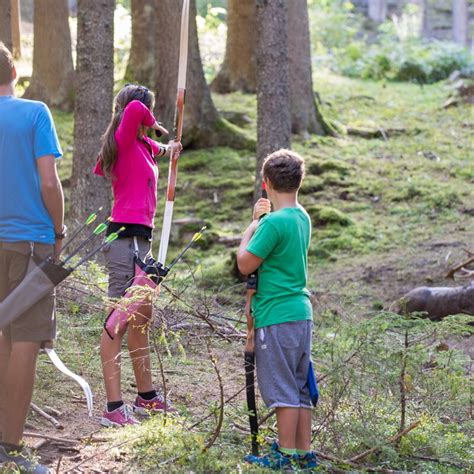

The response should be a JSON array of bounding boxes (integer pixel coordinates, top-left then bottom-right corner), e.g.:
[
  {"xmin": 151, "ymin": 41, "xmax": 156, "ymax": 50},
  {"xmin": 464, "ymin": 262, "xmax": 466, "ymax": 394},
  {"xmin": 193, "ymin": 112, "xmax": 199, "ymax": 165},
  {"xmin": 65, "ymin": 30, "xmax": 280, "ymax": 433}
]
[{"xmin": 157, "ymin": 0, "xmax": 190, "ymax": 266}]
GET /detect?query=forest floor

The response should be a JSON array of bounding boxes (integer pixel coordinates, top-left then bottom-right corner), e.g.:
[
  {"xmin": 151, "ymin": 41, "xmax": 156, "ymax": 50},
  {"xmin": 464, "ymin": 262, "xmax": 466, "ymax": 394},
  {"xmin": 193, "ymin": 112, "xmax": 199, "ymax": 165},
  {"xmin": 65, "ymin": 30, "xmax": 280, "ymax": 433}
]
[{"xmin": 21, "ymin": 72, "xmax": 473, "ymax": 472}]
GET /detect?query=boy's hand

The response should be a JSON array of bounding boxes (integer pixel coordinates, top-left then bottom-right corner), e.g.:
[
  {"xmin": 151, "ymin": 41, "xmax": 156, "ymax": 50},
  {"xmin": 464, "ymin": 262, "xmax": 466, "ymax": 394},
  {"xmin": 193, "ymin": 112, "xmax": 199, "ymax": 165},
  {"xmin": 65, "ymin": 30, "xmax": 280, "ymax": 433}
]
[
  {"xmin": 253, "ymin": 198, "xmax": 271, "ymax": 220},
  {"xmin": 168, "ymin": 140, "xmax": 183, "ymax": 157},
  {"xmin": 245, "ymin": 329, "xmax": 255, "ymax": 353}
]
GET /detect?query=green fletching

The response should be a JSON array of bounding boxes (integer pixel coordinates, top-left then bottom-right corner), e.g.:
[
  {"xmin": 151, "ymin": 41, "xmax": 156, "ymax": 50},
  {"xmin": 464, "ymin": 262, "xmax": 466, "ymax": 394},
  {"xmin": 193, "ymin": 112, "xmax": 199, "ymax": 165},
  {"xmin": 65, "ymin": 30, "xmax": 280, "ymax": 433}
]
[
  {"xmin": 105, "ymin": 227, "xmax": 125, "ymax": 243},
  {"xmin": 93, "ymin": 222, "xmax": 108, "ymax": 235},
  {"xmin": 85, "ymin": 213, "xmax": 98, "ymax": 225}
]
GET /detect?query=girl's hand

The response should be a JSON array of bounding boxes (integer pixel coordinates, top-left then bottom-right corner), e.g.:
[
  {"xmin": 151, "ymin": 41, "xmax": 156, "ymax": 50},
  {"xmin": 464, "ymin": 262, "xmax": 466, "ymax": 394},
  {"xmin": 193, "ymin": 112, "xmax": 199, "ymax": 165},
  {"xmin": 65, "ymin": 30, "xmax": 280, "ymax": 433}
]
[
  {"xmin": 253, "ymin": 198, "xmax": 271, "ymax": 220},
  {"xmin": 152, "ymin": 122, "xmax": 169, "ymax": 135},
  {"xmin": 167, "ymin": 140, "xmax": 183, "ymax": 157}
]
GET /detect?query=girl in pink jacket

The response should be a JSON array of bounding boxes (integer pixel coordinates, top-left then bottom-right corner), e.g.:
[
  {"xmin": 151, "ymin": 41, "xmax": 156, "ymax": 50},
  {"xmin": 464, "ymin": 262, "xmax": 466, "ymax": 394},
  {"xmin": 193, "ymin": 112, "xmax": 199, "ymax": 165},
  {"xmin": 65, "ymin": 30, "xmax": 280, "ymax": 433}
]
[{"xmin": 94, "ymin": 84, "xmax": 181, "ymax": 427}]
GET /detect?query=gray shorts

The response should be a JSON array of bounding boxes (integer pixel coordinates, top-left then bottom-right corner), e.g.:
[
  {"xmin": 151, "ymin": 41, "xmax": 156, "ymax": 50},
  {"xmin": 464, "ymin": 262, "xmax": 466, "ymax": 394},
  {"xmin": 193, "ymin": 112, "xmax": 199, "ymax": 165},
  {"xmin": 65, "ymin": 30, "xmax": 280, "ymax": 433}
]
[
  {"xmin": 102, "ymin": 237, "xmax": 152, "ymax": 298},
  {"xmin": 255, "ymin": 320, "xmax": 313, "ymax": 409},
  {"xmin": 0, "ymin": 242, "xmax": 56, "ymax": 343}
]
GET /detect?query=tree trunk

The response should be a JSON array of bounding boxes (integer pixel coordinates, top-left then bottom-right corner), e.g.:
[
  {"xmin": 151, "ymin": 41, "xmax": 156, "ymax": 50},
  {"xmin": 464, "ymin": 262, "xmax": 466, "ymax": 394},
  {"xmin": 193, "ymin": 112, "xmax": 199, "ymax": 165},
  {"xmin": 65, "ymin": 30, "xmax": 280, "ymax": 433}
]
[
  {"xmin": 11, "ymin": 0, "xmax": 20, "ymax": 58},
  {"xmin": 368, "ymin": 0, "xmax": 387, "ymax": 23},
  {"xmin": 211, "ymin": 0, "xmax": 256, "ymax": 94},
  {"xmin": 70, "ymin": 0, "xmax": 114, "ymax": 220},
  {"xmin": 255, "ymin": 0, "xmax": 291, "ymax": 199},
  {"xmin": 154, "ymin": 0, "xmax": 251, "ymax": 149},
  {"xmin": 23, "ymin": 0, "xmax": 74, "ymax": 111},
  {"xmin": 452, "ymin": 0, "xmax": 468, "ymax": 46},
  {"xmin": 125, "ymin": 0, "xmax": 157, "ymax": 87},
  {"xmin": 400, "ymin": 282, "xmax": 474, "ymax": 320},
  {"xmin": 288, "ymin": 0, "xmax": 332, "ymax": 137},
  {"xmin": 0, "ymin": 0, "xmax": 12, "ymax": 52}
]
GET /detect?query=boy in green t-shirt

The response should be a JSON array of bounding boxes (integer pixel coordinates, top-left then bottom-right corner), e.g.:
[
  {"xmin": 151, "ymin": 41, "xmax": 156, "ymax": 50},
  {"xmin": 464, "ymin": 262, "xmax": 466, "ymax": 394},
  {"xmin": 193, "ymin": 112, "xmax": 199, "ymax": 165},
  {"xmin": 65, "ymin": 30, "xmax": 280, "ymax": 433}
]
[{"xmin": 237, "ymin": 149, "xmax": 317, "ymax": 470}]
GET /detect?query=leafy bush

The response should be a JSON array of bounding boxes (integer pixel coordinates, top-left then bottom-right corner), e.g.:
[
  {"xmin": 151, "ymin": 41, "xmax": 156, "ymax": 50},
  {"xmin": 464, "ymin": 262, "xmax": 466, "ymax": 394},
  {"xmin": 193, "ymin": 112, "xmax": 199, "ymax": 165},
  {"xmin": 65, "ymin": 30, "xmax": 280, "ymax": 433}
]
[{"xmin": 309, "ymin": 1, "xmax": 473, "ymax": 84}]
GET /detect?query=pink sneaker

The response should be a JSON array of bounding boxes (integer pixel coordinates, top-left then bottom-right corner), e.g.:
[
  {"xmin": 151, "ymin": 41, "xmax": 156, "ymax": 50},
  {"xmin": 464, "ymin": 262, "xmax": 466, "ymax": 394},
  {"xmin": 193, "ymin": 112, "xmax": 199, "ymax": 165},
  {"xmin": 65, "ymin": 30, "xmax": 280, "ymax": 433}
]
[
  {"xmin": 100, "ymin": 404, "xmax": 139, "ymax": 427},
  {"xmin": 133, "ymin": 393, "xmax": 177, "ymax": 415}
]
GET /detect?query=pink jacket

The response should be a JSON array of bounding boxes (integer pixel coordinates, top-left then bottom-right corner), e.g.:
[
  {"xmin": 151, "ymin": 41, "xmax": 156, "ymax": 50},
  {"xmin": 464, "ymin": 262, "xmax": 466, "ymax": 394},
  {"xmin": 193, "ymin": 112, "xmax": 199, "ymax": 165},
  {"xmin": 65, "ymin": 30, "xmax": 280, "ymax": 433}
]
[{"xmin": 94, "ymin": 100, "xmax": 163, "ymax": 228}]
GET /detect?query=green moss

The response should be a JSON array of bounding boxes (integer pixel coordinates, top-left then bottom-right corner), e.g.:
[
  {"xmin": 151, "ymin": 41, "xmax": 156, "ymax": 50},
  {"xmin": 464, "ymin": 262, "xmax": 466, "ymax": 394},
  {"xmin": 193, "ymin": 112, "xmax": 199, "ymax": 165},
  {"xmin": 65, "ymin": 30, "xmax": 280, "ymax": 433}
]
[
  {"xmin": 307, "ymin": 159, "xmax": 351, "ymax": 176},
  {"xmin": 307, "ymin": 205, "xmax": 354, "ymax": 227}
]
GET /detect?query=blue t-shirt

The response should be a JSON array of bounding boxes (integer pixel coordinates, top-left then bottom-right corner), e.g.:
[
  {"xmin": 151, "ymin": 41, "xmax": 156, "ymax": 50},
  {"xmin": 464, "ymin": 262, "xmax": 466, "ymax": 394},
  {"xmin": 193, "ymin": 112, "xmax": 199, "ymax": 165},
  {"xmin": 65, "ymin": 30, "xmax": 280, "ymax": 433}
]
[{"xmin": 0, "ymin": 96, "xmax": 62, "ymax": 244}]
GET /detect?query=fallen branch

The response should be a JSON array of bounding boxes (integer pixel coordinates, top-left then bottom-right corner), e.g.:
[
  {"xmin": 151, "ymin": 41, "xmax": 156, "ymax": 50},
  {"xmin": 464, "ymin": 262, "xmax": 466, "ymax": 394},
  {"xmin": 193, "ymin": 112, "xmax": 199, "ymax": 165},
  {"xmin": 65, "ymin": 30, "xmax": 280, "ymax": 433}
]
[
  {"xmin": 30, "ymin": 403, "xmax": 63, "ymax": 430},
  {"xmin": 32, "ymin": 439, "xmax": 49, "ymax": 450},
  {"xmin": 347, "ymin": 126, "xmax": 420, "ymax": 140},
  {"xmin": 348, "ymin": 420, "xmax": 420, "ymax": 463},
  {"xmin": 23, "ymin": 431, "xmax": 77, "ymax": 444},
  {"xmin": 446, "ymin": 256, "xmax": 474, "ymax": 279}
]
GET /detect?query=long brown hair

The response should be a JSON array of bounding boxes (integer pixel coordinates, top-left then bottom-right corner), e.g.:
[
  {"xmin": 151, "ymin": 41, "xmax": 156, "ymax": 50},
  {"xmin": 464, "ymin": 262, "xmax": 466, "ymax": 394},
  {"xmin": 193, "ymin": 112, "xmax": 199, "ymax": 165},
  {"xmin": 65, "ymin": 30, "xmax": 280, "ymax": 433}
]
[{"xmin": 99, "ymin": 84, "xmax": 155, "ymax": 178}]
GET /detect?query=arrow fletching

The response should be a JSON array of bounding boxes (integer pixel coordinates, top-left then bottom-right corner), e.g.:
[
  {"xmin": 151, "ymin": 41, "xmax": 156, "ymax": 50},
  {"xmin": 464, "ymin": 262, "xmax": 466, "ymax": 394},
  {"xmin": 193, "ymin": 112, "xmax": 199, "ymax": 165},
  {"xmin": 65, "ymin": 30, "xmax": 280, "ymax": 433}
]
[
  {"xmin": 191, "ymin": 226, "xmax": 207, "ymax": 242},
  {"xmin": 93, "ymin": 222, "xmax": 108, "ymax": 235},
  {"xmin": 85, "ymin": 207, "xmax": 102, "ymax": 225},
  {"xmin": 105, "ymin": 227, "xmax": 125, "ymax": 243}
]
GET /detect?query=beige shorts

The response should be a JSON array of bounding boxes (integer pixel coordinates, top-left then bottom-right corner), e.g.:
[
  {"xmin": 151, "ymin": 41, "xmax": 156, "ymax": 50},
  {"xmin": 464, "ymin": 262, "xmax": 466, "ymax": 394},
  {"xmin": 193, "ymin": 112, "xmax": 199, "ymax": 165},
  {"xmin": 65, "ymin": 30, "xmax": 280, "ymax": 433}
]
[
  {"xmin": 0, "ymin": 242, "xmax": 56, "ymax": 343},
  {"xmin": 102, "ymin": 237, "xmax": 152, "ymax": 298}
]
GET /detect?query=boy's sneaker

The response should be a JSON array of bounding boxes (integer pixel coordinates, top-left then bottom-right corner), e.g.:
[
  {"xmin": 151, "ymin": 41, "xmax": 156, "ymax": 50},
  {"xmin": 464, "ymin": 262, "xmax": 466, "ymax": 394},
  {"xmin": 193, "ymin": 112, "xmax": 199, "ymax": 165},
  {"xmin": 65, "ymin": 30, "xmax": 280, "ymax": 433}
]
[
  {"xmin": 133, "ymin": 393, "xmax": 177, "ymax": 415},
  {"xmin": 0, "ymin": 445, "xmax": 50, "ymax": 473},
  {"xmin": 101, "ymin": 403, "xmax": 139, "ymax": 427},
  {"xmin": 298, "ymin": 450, "xmax": 319, "ymax": 470},
  {"xmin": 244, "ymin": 441, "xmax": 298, "ymax": 470}
]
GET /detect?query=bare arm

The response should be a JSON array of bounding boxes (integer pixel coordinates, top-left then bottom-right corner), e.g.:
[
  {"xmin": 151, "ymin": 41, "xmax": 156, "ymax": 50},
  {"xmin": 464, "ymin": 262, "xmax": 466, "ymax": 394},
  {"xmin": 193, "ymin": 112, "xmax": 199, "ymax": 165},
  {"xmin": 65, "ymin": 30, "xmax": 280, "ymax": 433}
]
[
  {"xmin": 237, "ymin": 220, "xmax": 263, "ymax": 275},
  {"xmin": 37, "ymin": 155, "xmax": 64, "ymax": 256}
]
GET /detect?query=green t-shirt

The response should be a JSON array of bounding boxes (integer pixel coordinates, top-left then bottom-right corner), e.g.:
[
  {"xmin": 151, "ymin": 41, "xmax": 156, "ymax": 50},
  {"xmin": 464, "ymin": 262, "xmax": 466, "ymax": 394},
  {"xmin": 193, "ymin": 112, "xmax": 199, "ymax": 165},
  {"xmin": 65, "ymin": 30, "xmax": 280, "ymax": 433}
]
[{"xmin": 246, "ymin": 206, "xmax": 313, "ymax": 329}]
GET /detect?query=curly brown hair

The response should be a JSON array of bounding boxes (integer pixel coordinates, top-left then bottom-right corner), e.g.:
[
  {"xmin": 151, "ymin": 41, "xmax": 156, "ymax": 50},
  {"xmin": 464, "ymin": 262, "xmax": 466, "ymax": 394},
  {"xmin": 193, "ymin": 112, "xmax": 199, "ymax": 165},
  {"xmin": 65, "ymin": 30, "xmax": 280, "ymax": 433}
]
[
  {"xmin": 0, "ymin": 42, "xmax": 14, "ymax": 86},
  {"xmin": 262, "ymin": 149, "xmax": 305, "ymax": 193}
]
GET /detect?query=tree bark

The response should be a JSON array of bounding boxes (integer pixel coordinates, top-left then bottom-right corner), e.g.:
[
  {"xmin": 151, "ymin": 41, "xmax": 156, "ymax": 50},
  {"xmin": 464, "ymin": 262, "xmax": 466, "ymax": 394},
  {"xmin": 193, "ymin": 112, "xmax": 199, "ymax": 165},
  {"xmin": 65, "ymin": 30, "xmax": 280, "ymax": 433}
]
[
  {"xmin": 255, "ymin": 0, "xmax": 291, "ymax": 199},
  {"xmin": 0, "ymin": 0, "xmax": 12, "ymax": 52},
  {"xmin": 10, "ymin": 0, "xmax": 20, "ymax": 58},
  {"xmin": 70, "ymin": 0, "xmax": 114, "ymax": 220},
  {"xmin": 400, "ymin": 282, "xmax": 474, "ymax": 320},
  {"xmin": 368, "ymin": 0, "xmax": 387, "ymax": 23},
  {"xmin": 125, "ymin": 0, "xmax": 157, "ymax": 87},
  {"xmin": 211, "ymin": 0, "xmax": 257, "ymax": 94},
  {"xmin": 452, "ymin": 0, "xmax": 468, "ymax": 46},
  {"xmin": 23, "ymin": 0, "xmax": 74, "ymax": 111},
  {"xmin": 288, "ymin": 0, "xmax": 331, "ymax": 136},
  {"xmin": 154, "ymin": 0, "xmax": 251, "ymax": 149}
]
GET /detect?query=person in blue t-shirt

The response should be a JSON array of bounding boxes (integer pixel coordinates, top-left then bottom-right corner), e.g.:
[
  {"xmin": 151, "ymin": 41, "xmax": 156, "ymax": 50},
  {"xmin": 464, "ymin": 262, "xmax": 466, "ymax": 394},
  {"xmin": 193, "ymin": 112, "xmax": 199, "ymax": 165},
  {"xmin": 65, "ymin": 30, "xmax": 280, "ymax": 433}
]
[{"xmin": 0, "ymin": 42, "xmax": 65, "ymax": 473}]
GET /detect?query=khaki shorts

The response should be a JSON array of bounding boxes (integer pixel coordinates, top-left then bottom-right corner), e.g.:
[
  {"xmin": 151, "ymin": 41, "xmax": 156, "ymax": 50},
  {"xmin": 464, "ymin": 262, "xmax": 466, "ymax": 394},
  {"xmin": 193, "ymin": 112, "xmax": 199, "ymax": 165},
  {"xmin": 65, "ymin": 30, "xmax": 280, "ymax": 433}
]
[
  {"xmin": 103, "ymin": 237, "xmax": 152, "ymax": 298},
  {"xmin": 0, "ymin": 242, "xmax": 56, "ymax": 343}
]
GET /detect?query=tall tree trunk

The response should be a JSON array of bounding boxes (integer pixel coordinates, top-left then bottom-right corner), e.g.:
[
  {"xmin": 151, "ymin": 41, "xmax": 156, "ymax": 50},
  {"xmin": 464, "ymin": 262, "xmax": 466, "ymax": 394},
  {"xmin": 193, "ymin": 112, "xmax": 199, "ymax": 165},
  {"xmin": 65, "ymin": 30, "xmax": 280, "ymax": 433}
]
[
  {"xmin": 23, "ymin": 0, "xmax": 74, "ymax": 111},
  {"xmin": 0, "ymin": 0, "xmax": 12, "ymax": 52},
  {"xmin": 70, "ymin": 0, "xmax": 114, "ymax": 220},
  {"xmin": 11, "ymin": 0, "xmax": 20, "ymax": 58},
  {"xmin": 255, "ymin": 0, "xmax": 291, "ymax": 198},
  {"xmin": 211, "ymin": 0, "xmax": 257, "ymax": 93},
  {"xmin": 288, "ymin": 0, "xmax": 333, "ymax": 137},
  {"xmin": 368, "ymin": 0, "xmax": 387, "ymax": 23},
  {"xmin": 125, "ymin": 0, "xmax": 157, "ymax": 87},
  {"xmin": 154, "ymin": 0, "xmax": 250, "ymax": 149},
  {"xmin": 452, "ymin": 0, "xmax": 468, "ymax": 46}
]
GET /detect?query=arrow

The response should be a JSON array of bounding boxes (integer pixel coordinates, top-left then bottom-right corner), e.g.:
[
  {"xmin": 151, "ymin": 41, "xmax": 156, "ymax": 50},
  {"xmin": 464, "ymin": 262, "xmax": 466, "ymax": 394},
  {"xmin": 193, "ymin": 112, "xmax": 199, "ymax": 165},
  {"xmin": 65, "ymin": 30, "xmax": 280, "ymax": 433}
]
[{"xmin": 60, "ymin": 206, "xmax": 103, "ymax": 256}]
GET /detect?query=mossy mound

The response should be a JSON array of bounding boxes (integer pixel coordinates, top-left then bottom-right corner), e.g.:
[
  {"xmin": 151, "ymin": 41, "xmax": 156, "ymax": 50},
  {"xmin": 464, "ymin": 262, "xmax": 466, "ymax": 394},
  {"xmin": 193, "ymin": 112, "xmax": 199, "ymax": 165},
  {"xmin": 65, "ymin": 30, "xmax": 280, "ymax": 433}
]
[{"xmin": 307, "ymin": 205, "xmax": 354, "ymax": 227}]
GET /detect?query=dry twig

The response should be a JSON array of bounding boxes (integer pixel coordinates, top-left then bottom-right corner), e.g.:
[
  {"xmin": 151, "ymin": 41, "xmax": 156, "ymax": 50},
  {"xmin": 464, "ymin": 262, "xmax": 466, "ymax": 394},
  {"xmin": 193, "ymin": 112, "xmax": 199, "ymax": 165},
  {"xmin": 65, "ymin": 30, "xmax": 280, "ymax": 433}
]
[
  {"xmin": 348, "ymin": 420, "xmax": 420, "ymax": 463},
  {"xmin": 23, "ymin": 431, "xmax": 76, "ymax": 444},
  {"xmin": 203, "ymin": 342, "xmax": 225, "ymax": 450},
  {"xmin": 30, "ymin": 403, "xmax": 63, "ymax": 430},
  {"xmin": 446, "ymin": 256, "xmax": 474, "ymax": 279}
]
